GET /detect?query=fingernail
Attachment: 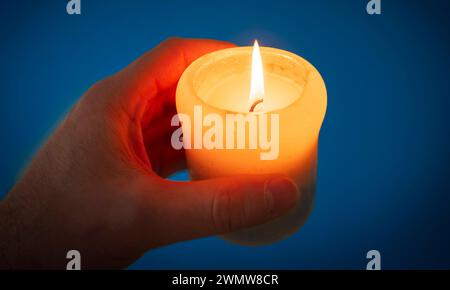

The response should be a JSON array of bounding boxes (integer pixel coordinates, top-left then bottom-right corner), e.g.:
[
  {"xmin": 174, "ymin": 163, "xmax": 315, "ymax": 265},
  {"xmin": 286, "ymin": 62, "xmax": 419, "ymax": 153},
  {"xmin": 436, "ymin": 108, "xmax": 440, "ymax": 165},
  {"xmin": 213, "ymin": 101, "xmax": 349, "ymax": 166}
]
[{"xmin": 265, "ymin": 177, "xmax": 300, "ymax": 216}]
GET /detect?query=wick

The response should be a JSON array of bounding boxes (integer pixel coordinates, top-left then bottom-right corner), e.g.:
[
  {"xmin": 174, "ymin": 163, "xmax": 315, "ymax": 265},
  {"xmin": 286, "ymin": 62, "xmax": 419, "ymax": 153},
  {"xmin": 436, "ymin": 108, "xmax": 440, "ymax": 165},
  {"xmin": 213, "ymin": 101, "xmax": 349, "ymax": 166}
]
[{"xmin": 249, "ymin": 99, "xmax": 264, "ymax": 112}]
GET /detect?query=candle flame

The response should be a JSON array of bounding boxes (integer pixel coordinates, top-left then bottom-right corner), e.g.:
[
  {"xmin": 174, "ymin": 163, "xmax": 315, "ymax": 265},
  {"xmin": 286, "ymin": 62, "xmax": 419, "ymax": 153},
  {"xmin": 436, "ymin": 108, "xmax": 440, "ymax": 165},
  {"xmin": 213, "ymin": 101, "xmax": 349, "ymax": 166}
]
[{"xmin": 248, "ymin": 40, "xmax": 265, "ymax": 112}]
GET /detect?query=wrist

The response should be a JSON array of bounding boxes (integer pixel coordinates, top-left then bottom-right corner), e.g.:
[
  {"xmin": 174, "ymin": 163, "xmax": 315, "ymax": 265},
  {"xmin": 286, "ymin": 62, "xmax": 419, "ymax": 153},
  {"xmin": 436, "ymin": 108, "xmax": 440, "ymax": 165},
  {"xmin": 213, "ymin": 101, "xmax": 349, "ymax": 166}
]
[
  {"xmin": 0, "ymin": 184, "xmax": 40, "ymax": 269},
  {"xmin": 0, "ymin": 199, "xmax": 17, "ymax": 269}
]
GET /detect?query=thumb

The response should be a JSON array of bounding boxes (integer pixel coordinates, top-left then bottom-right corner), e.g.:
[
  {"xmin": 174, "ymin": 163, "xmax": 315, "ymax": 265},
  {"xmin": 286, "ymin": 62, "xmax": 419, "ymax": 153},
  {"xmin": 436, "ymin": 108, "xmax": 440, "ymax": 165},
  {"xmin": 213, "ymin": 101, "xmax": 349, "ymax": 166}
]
[{"xmin": 145, "ymin": 175, "xmax": 300, "ymax": 244}]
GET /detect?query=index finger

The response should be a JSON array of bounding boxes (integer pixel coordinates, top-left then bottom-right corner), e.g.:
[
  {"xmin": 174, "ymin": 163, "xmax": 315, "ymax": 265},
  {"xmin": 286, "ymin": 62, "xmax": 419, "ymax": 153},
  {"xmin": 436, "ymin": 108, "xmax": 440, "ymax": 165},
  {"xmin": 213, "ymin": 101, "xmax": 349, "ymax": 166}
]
[{"xmin": 110, "ymin": 37, "xmax": 235, "ymax": 118}]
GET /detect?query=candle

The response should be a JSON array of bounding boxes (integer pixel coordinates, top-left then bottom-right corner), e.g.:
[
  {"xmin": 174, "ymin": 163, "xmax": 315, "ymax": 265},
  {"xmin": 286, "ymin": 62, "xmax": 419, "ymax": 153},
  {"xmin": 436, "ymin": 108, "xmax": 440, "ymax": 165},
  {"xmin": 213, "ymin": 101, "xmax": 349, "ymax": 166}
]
[{"xmin": 175, "ymin": 41, "xmax": 327, "ymax": 245}]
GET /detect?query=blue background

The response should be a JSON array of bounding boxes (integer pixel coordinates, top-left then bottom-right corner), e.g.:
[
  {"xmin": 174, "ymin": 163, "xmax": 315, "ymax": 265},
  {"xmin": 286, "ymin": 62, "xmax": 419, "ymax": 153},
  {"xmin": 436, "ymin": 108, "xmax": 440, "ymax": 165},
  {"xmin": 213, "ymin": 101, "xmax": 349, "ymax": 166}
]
[{"xmin": 1, "ymin": 0, "xmax": 450, "ymax": 269}]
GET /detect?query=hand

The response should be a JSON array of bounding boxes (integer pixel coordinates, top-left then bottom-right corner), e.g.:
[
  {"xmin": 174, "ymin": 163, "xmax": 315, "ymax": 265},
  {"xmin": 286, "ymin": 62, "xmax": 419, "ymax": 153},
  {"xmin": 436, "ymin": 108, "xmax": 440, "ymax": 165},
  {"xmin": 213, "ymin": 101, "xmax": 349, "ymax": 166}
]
[{"xmin": 0, "ymin": 38, "xmax": 300, "ymax": 269}]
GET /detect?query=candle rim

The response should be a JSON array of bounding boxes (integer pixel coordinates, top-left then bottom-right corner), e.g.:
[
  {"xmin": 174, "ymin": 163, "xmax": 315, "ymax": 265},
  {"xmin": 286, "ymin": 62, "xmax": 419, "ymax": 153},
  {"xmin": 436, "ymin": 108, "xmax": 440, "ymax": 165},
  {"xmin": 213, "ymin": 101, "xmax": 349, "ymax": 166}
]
[{"xmin": 177, "ymin": 46, "xmax": 326, "ymax": 116}]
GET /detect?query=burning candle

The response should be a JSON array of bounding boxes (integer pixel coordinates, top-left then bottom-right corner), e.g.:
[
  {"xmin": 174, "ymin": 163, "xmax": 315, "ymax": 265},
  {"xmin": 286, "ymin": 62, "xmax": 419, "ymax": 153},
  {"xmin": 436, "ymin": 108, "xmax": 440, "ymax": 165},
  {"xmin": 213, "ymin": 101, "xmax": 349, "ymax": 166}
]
[{"xmin": 175, "ymin": 41, "xmax": 327, "ymax": 245}]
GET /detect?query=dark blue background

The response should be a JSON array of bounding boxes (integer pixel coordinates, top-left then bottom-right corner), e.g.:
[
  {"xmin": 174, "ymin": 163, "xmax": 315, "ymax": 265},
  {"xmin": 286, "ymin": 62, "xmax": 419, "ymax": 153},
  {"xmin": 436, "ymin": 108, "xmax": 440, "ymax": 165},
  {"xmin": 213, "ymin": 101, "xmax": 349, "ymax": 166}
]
[{"xmin": 1, "ymin": 0, "xmax": 449, "ymax": 269}]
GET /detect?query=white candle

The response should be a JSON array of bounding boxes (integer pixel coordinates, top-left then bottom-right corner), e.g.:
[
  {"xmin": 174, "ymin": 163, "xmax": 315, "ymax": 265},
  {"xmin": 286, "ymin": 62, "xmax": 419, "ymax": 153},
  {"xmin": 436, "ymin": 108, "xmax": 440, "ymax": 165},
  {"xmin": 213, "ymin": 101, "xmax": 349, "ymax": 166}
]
[{"xmin": 176, "ymin": 42, "xmax": 327, "ymax": 245}]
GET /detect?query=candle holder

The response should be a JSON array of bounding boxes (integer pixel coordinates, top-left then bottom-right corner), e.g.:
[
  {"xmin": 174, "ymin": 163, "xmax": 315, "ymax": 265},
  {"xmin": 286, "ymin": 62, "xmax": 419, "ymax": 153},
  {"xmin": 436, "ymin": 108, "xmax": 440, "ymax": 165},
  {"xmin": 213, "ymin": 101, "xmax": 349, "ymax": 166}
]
[{"xmin": 176, "ymin": 46, "xmax": 327, "ymax": 245}]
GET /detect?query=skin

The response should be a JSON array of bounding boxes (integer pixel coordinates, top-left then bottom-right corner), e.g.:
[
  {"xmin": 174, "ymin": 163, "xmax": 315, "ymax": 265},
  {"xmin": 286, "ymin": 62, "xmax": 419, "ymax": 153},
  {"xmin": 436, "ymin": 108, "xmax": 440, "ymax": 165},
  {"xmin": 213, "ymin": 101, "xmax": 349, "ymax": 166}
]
[{"xmin": 0, "ymin": 38, "xmax": 300, "ymax": 269}]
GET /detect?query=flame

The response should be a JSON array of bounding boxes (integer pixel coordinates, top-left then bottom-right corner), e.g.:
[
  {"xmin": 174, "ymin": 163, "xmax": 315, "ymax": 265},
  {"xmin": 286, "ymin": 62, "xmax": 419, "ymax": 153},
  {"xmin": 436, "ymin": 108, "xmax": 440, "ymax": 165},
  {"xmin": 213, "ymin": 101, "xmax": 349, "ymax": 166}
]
[{"xmin": 248, "ymin": 40, "xmax": 265, "ymax": 112}]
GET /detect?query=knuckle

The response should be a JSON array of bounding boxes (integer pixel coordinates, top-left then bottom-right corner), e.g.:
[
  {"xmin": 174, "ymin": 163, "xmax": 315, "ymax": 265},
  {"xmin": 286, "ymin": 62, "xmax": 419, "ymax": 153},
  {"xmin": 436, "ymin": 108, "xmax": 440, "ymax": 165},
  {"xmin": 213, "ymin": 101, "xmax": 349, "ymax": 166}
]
[
  {"xmin": 77, "ymin": 76, "xmax": 118, "ymax": 116},
  {"xmin": 89, "ymin": 76, "xmax": 115, "ymax": 94},
  {"xmin": 161, "ymin": 37, "xmax": 184, "ymax": 47},
  {"xmin": 211, "ymin": 187, "xmax": 246, "ymax": 233},
  {"xmin": 81, "ymin": 78, "xmax": 110, "ymax": 105}
]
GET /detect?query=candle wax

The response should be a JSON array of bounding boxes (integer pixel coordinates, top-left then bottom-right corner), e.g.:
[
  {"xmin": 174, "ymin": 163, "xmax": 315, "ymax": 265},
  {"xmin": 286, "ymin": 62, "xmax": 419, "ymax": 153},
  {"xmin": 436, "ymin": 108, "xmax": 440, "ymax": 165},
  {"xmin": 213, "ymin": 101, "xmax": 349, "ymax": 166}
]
[
  {"xmin": 176, "ymin": 46, "xmax": 327, "ymax": 245},
  {"xmin": 201, "ymin": 72, "xmax": 303, "ymax": 113}
]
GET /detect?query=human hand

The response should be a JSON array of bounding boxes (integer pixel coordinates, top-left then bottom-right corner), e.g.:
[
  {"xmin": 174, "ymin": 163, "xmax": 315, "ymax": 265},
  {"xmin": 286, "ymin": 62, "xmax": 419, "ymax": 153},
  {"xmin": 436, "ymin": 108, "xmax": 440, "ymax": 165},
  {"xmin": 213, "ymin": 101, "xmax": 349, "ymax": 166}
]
[{"xmin": 0, "ymin": 38, "xmax": 300, "ymax": 269}]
